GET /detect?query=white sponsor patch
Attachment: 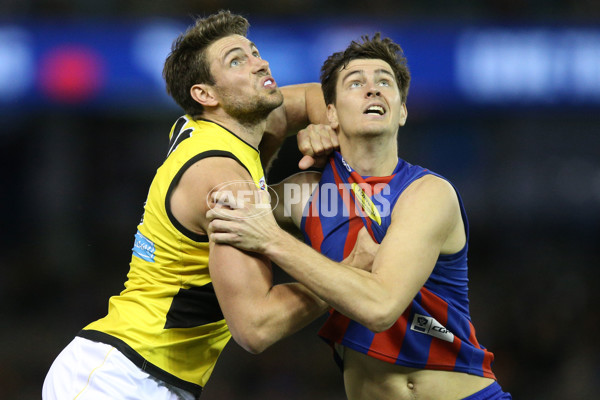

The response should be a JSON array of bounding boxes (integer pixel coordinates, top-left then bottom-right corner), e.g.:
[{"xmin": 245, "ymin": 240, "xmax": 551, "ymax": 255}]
[{"xmin": 410, "ymin": 313, "xmax": 455, "ymax": 343}]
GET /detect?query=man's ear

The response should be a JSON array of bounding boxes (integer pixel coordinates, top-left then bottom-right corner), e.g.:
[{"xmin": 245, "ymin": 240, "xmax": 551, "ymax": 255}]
[
  {"xmin": 399, "ymin": 103, "xmax": 408, "ymax": 126},
  {"xmin": 326, "ymin": 104, "xmax": 339, "ymax": 130},
  {"xmin": 190, "ymin": 84, "xmax": 218, "ymax": 107}
]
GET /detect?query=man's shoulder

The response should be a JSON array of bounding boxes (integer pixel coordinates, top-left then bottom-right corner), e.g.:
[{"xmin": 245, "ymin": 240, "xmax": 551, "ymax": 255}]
[
  {"xmin": 391, "ymin": 174, "xmax": 460, "ymax": 230},
  {"xmin": 398, "ymin": 174, "xmax": 456, "ymax": 204},
  {"xmin": 184, "ymin": 156, "xmax": 254, "ymax": 188}
]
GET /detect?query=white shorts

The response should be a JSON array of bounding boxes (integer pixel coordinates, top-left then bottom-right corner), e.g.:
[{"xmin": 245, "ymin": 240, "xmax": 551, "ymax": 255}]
[{"xmin": 42, "ymin": 336, "xmax": 196, "ymax": 400}]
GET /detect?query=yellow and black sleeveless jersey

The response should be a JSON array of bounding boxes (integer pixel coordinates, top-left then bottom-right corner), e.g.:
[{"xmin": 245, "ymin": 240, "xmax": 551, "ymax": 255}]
[{"xmin": 79, "ymin": 115, "xmax": 266, "ymax": 396}]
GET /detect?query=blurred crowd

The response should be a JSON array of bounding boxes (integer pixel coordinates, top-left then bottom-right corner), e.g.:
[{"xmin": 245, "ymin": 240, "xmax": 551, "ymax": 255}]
[{"xmin": 1, "ymin": 0, "xmax": 599, "ymax": 19}]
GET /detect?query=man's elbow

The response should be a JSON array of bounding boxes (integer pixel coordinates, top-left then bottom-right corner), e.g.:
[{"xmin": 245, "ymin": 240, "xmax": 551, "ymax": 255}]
[
  {"xmin": 230, "ymin": 328, "xmax": 272, "ymax": 355},
  {"xmin": 362, "ymin": 316, "xmax": 394, "ymax": 333},
  {"xmin": 366, "ymin": 319, "xmax": 395, "ymax": 333},
  {"xmin": 360, "ymin": 305, "xmax": 398, "ymax": 333}
]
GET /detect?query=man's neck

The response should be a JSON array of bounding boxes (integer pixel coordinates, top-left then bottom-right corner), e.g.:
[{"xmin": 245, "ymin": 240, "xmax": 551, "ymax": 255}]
[
  {"xmin": 195, "ymin": 111, "xmax": 266, "ymax": 149},
  {"xmin": 338, "ymin": 133, "xmax": 399, "ymax": 177}
]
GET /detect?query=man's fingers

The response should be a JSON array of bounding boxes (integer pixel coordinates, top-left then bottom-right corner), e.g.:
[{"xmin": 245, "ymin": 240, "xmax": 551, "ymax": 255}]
[
  {"xmin": 309, "ymin": 134, "xmax": 326, "ymax": 155},
  {"xmin": 298, "ymin": 155, "xmax": 316, "ymax": 170},
  {"xmin": 297, "ymin": 129, "xmax": 315, "ymax": 157},
  {"xmin": 313, "ymin": 130, "xmax": 336, "ymax": 155},
  {"xmin": 206, "ymin": 206, "xmax": 246, "ymax": 223},
  {"xmin": 297, "ymin": 125, "xmax": 336, "ymax": 155},
  {"xmin": 207, "ymin": 208, "xmax": 231, "ymax": 223},
  {"xmin": 209, "ymin": 231, "xmax": 239, "ymax": 245},
  {"xmin": 297, "ymin": 124, "xmax": 339, "ymax": 169},
  {"xmin": 210, "ymin": 190, "xmax": 243, "ymax": 209},
  {"xmin": 329, "ymin": 131, "xmax": 340, "ymax": 148},
  {"xmin": 207, "ymin": 217, "xmax": 239, "ymax": 235},
  {"xmin": 311, "ymin": 124, "xmax": 339, "ymax": 155}
]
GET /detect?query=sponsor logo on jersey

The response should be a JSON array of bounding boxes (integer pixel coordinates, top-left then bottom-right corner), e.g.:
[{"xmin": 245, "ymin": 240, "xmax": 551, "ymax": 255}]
[
  {"xmin": 132, "ymin": 230, "xmax": 156, "ymax": 262},
  {"xmin": 410, "ymin": 313, "xmax": 455, "ymax": 342},
  {"xmin": 259, "ymin": 176, "xmax": 267, "ymax": 191},
  {"xmin": 341, "ymin": 156, "xmax": 352, "ymax": 172},
  {"xmin": 350, "ymin": 182, "xmax": 382, "ymax": 225}
]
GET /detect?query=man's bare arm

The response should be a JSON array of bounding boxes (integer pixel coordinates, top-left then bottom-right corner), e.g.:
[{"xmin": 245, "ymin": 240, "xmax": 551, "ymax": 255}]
[
  {"xmin": 206, "ymin": 175, "xmax": 464, "ymax": 332},
  {"xmin": 270, "ymin": 170, "xmax": 321, "ymax": 232},
  {"xmin": 261, "ymin": 83, "xmax": 332, "ymax": 170},
  {"xmin": 170, "ymin": 156, "xmax": 327, "ymax": 353}
]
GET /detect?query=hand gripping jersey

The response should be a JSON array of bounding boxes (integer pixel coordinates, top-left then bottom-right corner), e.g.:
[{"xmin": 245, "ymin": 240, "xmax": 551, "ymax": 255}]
[
  {"xmin": 301, "ymin": 152, "xmax": 496, "ymax": 379},
  {"xmin": 80, "ymin": 116, "xmax": 267, "ymax": 396}
]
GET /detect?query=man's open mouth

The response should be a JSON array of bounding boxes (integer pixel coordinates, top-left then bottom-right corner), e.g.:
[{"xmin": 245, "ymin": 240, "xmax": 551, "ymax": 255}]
[{"xmin": 364, "ymin": 105, "xmax": 385, "ymax": 115}]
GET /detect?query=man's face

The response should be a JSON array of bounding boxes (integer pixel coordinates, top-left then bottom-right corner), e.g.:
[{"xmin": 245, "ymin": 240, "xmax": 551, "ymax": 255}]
[
  {"xmin": 206, "ymin": 34, "xmax": 283, "ymax": 122},
  {"xmin": 329, "ymin": 58, "xmax": 406, "ymax": 138}
]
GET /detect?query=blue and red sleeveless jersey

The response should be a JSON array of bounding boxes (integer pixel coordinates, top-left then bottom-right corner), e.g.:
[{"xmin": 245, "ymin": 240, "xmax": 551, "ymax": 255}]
[{"xmin": 301, "ymin": 152, "xmax": 496, "ymax": 379}]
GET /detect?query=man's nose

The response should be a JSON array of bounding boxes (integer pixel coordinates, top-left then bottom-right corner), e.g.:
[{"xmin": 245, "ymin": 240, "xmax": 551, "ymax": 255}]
[
  {"xmin": 366, "ymin": 89, "xmax": 381, "ymax": 97},
  {"xmin": 252, "ymin": 57, "xmax": 269, "ymax": 73}
]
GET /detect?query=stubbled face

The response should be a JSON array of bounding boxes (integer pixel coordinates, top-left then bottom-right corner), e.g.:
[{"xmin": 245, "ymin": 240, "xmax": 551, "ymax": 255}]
[
  {"xmin": 206, "ymin": 34, "xmax": 283, "ymax": 123},
  {"xmin": 329, "ymin": 58, "xmax": 406, "ymax": 139}
]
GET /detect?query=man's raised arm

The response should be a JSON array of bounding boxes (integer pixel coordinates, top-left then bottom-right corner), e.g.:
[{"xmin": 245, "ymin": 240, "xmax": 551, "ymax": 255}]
[{"xmin": 261, "ymin": 83, "xmax": 337, "ymax": 170}]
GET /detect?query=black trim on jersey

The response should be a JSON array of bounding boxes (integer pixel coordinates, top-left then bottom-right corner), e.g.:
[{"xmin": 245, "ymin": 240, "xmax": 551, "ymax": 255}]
[
  {"xmin": 77, "ymin": 330, "xmax": 203, "ymax": 398},
  {"xmin": 166, "ymin": 150, "xmax": 252, "ymax": 243},
  {"xmin": 165, "ymin": 283, "xmax": 224, "ymax": 328},
  {"xmin": 167, "ymin": 116, "xmax": 194, "ymax": 158},
  {"xmin": 199, "ymin": 118, "xmax": 259, "ymax": 153}
]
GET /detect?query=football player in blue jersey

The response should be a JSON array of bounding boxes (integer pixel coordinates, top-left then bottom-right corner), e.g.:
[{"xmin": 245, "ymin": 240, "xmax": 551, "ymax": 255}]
[{"xmin": 208, "ymin": 33, "xmax": 512, "ymax": 400}]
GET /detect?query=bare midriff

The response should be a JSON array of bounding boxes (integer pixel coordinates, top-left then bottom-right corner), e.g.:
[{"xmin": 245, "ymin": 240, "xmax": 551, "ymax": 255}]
[{"xmin": 342, "ymin": 346, "xmax": 495, "ymax": 400}]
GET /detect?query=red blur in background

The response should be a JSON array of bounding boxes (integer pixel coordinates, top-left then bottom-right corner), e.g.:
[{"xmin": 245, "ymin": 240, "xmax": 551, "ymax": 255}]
[{"xmin": 38, "ymin": 45, "xmax": 105, "ymax": 103}]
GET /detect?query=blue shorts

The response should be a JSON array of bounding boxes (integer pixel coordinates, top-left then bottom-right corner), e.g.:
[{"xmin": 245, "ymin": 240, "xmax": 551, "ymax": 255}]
[{"xmin": 462, "ymin": 381, "xmax": 512, "ymax": 400}]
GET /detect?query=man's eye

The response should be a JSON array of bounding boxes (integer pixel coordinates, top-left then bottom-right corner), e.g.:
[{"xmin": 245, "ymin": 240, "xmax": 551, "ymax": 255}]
[
  {"xmin": 230, "ymin": 59, "xmax": 240, "ymax": 67},
  {"xmin": 350, "ymin": 82, "xmax": 361, "ymax": 88},
  {"xmin": 379, "ymin": 80, "xmax": 390, "ymax": 87},
  {"xmin": 252, "ymin": 51, "xmax": 261, "ymax": 58}
]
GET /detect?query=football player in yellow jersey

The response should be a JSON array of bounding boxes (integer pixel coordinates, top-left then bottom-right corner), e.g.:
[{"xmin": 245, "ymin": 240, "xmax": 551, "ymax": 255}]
[{"xmin": 42, "ymin": 10, "xmax": 360, "ymax": 400}]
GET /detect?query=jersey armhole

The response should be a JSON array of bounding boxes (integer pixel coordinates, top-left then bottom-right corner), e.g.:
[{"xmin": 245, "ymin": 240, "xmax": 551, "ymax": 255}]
[{"xmin": 166, "ymin": 150, "xmax": 251, "ymax": 242}]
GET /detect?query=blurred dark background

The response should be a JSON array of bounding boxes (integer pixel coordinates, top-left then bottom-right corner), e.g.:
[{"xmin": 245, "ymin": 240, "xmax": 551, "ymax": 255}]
[{"xmin": 2, "ymin": 1, "xmax": 599, "ymax": 399}]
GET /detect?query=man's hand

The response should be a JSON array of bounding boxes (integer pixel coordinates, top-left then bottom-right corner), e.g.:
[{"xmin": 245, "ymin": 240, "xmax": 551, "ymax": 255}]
[
  {"xmin": 342, "ymin": 227, "xmax": 379, "ymax": 272},
  {"xmin": 297, "ymin": 124, "xmax": 339, "ymax": 170},
  {"xmin": 207, "ymin": 189, "xmax": 279, "ymax": 254}
]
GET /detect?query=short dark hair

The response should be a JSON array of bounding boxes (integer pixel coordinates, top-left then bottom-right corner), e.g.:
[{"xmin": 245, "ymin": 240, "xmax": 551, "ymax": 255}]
[
  {"xmin": 163, "ymin": 10, "xmax": 249, "ymax": 115},
  {"xmin": 320, "ymin": 33, "xmax": 411, "ymax": 106}
]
